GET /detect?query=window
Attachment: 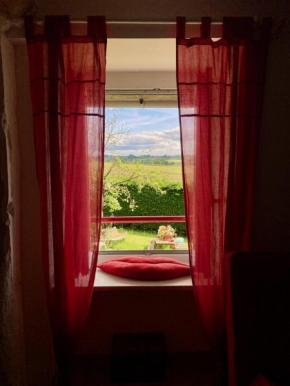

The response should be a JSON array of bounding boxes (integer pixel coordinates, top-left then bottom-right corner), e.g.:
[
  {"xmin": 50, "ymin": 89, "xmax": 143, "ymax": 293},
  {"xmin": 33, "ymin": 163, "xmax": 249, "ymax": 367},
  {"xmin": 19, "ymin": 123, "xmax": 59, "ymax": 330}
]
[
  {"xmin": 96, "ymin": 38, "xmax": 188, "ymax": 254},
  {"xmin": 98, "ymin": 103, "xmax": 188, "ymax": 253}
]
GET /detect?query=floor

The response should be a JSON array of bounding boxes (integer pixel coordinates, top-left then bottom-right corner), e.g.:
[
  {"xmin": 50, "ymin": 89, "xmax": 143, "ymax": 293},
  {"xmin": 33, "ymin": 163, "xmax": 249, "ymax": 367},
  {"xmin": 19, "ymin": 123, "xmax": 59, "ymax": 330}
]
[{"xmin": 67, "ymin": 353, "xmax": 224, "ymax": 386}]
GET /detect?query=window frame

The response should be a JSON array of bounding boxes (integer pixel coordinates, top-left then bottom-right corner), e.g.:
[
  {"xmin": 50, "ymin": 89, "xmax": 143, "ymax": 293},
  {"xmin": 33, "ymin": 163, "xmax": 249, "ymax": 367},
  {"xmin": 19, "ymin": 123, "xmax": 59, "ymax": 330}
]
[{"xmin": 100, "ymin": 91, "xmax": 188, "ymax": 255}]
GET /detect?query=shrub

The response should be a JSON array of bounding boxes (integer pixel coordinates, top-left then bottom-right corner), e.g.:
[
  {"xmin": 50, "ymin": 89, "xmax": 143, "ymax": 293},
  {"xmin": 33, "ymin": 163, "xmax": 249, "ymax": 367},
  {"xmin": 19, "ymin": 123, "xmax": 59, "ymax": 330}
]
[{"xmin": 103, "ymin": 182, "xmax": 187, "ymax": 236}]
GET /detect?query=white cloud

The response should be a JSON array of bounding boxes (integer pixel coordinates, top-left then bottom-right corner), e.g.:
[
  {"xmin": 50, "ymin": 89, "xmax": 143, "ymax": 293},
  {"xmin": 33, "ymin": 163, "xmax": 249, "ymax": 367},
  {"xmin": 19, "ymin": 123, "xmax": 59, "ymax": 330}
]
[
  {"xmin": 106, "ymin": 126, "xmax": 181, "ymax": 156},
  {"xmin": 106, "ymin": 108, "xmax": 179, "ymax": 131}
]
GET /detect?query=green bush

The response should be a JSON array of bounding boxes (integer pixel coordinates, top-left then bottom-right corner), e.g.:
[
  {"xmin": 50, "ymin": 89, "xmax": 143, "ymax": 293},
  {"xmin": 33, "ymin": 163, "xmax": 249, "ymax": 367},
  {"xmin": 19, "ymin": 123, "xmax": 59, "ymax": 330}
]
[{"xmin": 103, "ymin": 182, "xmax": 187, "ymax": 237}]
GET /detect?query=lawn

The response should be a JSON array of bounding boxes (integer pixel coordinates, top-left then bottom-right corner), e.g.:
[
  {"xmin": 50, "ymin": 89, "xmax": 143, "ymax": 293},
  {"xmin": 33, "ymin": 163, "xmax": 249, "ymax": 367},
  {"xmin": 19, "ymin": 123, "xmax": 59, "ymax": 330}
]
[
  {"xmin": 101, "ymin": 229, "xmax": 156, "ymax": 250},
  {"xmin": 104, "ymin": 162, "xmax": 183, "ymax": 184},
  {"xmin": 101, "ymin": 229, "xmax": 188, "ymax": 251}
]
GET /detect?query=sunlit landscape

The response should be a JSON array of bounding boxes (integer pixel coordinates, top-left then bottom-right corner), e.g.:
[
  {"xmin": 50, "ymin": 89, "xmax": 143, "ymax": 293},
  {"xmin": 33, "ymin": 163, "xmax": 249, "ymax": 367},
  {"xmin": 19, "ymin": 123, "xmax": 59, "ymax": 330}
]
[{"xmin": 98, "ymin": 107, "xmax": 188, "ymax": 251}]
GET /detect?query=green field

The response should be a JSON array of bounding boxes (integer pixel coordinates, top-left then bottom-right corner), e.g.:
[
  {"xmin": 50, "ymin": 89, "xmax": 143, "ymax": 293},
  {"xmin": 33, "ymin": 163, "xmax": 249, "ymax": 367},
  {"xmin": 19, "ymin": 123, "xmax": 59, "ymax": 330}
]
[{"xmin": 104, "ymin": 162, "xmax": 183, "ymax": 184}]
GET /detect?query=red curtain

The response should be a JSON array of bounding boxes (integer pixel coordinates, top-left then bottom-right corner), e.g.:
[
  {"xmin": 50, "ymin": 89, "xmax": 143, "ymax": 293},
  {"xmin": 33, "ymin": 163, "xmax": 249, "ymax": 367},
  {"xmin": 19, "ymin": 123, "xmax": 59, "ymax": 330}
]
[
  {"xmin": 177, "ymin": 17, "xmax": 271, "ymax": 351},
  {"xmin": 25, "ymin": 16, "xmax": 106, "ymax": 359}
]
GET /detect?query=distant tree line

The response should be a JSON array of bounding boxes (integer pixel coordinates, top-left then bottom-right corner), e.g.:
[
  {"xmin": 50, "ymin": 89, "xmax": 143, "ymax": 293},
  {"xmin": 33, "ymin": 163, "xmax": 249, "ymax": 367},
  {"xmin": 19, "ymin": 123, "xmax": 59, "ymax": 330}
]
[{"xmin": 105, "ymin": 155, "xmax": 181, "ymax": 165}]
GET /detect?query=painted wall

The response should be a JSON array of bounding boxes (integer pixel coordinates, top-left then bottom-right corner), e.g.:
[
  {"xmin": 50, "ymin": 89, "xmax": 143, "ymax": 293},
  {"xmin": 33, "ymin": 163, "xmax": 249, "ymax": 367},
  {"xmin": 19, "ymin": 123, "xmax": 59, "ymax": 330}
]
[
  {"xmin": 15, "ymin": 45, "xmax": 55, "ymax": 386},
  {"xmin": 0, "ymin": 41, "xmax": 12, "ymax": 386},
  {"xmin": 252, "ymin": 21, "xmax": 290, "ymax": 252},
  {"xmin": 35, "ymin": 0, "xmax": 290, "ymax": 20},
  {"xmin": 0, "ymin": 36, "xmax": 26, "ymax": 386},
  {"xmin": 79, "ymin": 289, "xmax": 209, "ymax": 355}
]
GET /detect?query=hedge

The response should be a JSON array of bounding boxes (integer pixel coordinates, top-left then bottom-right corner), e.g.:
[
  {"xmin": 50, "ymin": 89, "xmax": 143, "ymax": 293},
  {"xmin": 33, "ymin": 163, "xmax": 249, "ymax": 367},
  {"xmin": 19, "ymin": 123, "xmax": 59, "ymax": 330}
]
[{"xmin": 103, "ymin": 183, "xmax": 186, "ymax": 236}]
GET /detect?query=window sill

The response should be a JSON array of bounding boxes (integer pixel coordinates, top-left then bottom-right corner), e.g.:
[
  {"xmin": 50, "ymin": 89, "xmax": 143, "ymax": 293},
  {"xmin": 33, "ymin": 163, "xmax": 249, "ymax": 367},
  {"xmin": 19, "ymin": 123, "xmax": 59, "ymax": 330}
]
[
  {"xmin": 94, "ymin": 269, "xmax": 192, "ymax": 290},
  {"xmin": 94, "ymin": 252, "xmax": 192, "ymax": 290}
]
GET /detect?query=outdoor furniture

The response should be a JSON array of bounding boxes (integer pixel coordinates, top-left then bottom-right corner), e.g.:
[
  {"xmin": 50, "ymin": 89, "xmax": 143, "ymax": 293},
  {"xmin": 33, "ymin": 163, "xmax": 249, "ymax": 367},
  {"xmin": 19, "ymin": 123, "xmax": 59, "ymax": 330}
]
[
  {"xmin": 101, "ymin": 226, "xmax": 127, "ymax": 244},
  {"xmin": 148, "ymin": 239, "xmax": 188, "ymax": 250},
  {"xmin": 148, "ymin": 239, "xmax": 156, "ymax": 250},
  {"xmin": 174, "ymin": 242, "xmax": 188, "ymax": 250},
  {"xmin": 155, "ymin": 239, "xmax": 176, "ymax": 250}
]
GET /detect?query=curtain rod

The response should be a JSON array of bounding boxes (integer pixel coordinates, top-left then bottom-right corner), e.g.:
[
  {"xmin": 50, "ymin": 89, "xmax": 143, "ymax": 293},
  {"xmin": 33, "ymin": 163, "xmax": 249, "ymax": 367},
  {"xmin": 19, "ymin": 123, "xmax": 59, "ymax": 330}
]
[
  {"xmin": 106, "ymin": 88, "xmax": 177, "ymax": 95},
  {"xmin": 32, "ymin": 20, "xmax": 222, "ymax": 25},
  {"xmin": 108, "ymin": 21, "xmax": 222, "ymax": 25},
  {"xmin": 8, "ymin": 20, "xmax": 223, "ymax": 43}
]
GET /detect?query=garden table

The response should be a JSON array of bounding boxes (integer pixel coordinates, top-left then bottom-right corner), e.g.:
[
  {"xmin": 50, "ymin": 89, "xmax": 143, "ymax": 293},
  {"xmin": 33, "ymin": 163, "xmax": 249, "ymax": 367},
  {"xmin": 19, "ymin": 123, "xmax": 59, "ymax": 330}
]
[{"xmin": 155, "ymin": 239, "xmax": 176, "ymax": 250}]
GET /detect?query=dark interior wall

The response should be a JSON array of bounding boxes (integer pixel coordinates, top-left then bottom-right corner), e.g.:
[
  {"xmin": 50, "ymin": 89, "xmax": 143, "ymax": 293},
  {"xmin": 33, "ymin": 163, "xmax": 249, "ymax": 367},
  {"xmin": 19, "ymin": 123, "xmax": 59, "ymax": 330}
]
[
  {"xmin": 0, "ymin": 44, "xmax": 10, "ymax": 386},
  {"xmin": 252, "ymin": 22, "xmax": 290, "ymax": 252},
  {"xmin": 15, "ymin": 45, "xmax": 55, "ymax": 386},
  {"xmin": 0, "ymin": 38, "xmax": 27, "ymax": 385},
  {"xmin": 35, "ymin": 0, "xmax": 290, "ymax": 19},
  {"xmin": 79, "ymin": 289, "xmax": 209, "ymax": 355}
]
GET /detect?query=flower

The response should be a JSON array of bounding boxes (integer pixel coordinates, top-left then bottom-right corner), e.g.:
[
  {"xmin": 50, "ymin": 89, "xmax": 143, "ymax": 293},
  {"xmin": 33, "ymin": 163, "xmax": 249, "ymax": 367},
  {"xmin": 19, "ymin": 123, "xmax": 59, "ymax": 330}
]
[{"xmin": 157, "ymin": 225, "xmax": 176, "ymax": 241}]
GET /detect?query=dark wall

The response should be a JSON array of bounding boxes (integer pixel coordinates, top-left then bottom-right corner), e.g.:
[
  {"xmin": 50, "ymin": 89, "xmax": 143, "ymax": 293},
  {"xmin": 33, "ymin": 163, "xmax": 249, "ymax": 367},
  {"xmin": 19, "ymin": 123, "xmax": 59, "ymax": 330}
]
[
  {"xmin": 15, "ymin": 45, "xmax": 55, "ymax": 386},
  {"xmin": 253, "ymin": 22, "xmax": 290, "ymax": 252},
  {"xmin": 79, "ymin": 289, "xmax": 209, "ymax": 355},
  {"xmin": 35, "ymin": 0, "xmax": 290, "ymax": 20},
  {"xmin": 0, "ymin": 42, "xmax": 10, "ymax": 386}
]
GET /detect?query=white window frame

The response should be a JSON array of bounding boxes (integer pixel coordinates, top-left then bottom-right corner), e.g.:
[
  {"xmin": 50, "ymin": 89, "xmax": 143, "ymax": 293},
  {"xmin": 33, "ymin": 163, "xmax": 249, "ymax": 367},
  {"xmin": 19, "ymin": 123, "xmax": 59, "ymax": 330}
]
[{"xmin": 100, "ymin": 93, "xmax": 188, "ymax": 257}]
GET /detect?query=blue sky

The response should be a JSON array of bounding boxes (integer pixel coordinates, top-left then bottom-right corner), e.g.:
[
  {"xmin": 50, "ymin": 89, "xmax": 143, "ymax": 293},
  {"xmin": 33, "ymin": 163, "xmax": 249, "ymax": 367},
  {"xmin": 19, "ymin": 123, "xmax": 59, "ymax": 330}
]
[{"xmin": 105, "ymin": 108, "xmax": 181, "ymax": 156}]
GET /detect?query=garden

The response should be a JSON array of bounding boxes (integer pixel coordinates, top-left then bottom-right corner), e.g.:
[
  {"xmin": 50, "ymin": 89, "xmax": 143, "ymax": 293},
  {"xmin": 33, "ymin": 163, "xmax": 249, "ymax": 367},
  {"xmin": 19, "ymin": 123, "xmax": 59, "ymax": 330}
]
[{"xmin": 100, "ymin": 182, "xmax": 188, "ymax": 251}]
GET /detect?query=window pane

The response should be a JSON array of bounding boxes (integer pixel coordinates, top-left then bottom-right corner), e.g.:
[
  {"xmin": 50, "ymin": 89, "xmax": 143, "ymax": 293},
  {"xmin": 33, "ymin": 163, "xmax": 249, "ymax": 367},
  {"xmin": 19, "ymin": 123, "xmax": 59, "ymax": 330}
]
[
  {"xmin": 100, "ymin": 106, "xmax": 188, "ymax": 252},
  {"xmin": 103, "ymin": 107, "xmax": 184, "ymax": 217}
]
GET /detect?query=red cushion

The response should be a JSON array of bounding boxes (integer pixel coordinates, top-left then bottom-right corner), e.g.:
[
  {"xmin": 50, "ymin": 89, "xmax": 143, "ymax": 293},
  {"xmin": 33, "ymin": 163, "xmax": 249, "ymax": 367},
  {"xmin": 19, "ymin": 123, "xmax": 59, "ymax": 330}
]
[{"xmin": 98, "ymin": 257, "xmax": 190, "ymax": 281}]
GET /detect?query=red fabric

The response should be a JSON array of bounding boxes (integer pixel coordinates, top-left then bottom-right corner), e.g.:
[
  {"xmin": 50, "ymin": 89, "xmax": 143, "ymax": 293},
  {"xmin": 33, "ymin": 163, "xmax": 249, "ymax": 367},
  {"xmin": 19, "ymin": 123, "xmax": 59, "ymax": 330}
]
[
  {"xmin": 25, "ymin": 16, "xmax": 106, "ymax": 357},
  {"xmin": 98, "ymin": 257, "xmax": 190, "ymax": 280},
  {"xmin": 176, "ymin": 15, "xmax": 271, "ymax": 354}
]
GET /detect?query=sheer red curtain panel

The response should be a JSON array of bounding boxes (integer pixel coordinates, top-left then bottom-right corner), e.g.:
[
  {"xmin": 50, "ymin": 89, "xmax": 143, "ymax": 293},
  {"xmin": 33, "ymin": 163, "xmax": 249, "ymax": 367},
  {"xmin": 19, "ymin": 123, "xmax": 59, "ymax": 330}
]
[
  {"xmin": 176, "ymin": 15, "xmax": 271, "ymax": 373},
  {"xmin": 25, "ymin": 15, "xmax": 107, "ymax": 360}
]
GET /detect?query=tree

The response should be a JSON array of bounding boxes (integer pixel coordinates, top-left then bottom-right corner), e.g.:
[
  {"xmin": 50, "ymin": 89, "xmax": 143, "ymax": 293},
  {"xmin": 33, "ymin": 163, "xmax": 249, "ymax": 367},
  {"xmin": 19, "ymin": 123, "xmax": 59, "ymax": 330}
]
[{"xmin": 91, "ymin": 112, "xmax": 166, "ymax": 216}]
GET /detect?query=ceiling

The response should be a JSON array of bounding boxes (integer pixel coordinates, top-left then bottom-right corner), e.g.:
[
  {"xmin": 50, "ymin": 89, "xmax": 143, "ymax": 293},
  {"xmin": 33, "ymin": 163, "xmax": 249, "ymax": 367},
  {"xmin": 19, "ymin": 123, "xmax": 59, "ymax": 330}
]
[{"xmin": 106, "ymin": 39, "xmax": 176, "ymax": 72}]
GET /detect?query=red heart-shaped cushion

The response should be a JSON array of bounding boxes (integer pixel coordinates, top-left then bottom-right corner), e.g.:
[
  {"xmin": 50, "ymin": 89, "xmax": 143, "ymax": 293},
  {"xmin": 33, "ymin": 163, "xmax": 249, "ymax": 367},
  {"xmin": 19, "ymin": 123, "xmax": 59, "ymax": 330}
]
[{"xmin": 98, "ymin": 256, "xmax": 190, "ymax": 281}]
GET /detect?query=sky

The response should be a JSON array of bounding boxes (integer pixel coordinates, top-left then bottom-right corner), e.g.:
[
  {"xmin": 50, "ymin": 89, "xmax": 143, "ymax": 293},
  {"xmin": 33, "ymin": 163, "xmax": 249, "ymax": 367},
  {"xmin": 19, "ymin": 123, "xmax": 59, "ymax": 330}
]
[{"xmin": 105, "ymin": 107, "xmax": 181, "ymax": 156}]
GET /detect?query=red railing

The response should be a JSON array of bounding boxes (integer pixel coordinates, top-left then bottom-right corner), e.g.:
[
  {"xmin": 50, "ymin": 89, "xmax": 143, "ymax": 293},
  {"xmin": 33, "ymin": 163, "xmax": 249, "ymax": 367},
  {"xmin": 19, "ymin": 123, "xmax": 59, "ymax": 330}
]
[{"xmin": 91, "ymin": 216, "xmax": 186, "ymax": 223}]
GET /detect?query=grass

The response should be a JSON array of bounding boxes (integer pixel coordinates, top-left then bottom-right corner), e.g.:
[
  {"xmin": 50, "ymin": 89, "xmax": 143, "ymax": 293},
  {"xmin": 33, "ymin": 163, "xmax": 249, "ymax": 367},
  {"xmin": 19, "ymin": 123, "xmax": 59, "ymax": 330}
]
[
  {"xmin": 101, "ymin": 229, "xmax": 156, "ymax": 250},
  {"xmin": 101, "ymin": 229, "xmax": 188, "ymax": 251},
  {"xmin": 104, "ymin": 162, "xmax": 183, "ymax": 184}
]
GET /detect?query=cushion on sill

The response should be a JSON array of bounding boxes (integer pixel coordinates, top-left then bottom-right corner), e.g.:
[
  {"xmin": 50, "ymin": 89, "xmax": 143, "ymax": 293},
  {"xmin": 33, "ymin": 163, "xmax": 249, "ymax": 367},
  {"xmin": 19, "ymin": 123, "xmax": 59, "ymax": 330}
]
[{"xmin": 97, "ymin": 256, "xmax": 190, "ymax": 281}]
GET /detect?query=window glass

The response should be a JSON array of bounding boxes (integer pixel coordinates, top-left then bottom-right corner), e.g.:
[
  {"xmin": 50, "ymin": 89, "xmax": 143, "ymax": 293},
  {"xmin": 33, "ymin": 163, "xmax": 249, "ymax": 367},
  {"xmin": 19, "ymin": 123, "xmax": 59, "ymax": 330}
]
[{"xmin": 99, "ymin": 107, "xmax": 188, "ymax": 252}]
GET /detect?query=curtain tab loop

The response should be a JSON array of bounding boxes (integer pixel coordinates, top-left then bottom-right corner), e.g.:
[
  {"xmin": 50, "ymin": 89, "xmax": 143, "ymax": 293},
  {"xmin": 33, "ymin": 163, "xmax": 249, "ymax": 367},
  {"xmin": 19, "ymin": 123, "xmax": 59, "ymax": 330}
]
[
  {"xmin": 87, "ymin": 16, "xmax": 107, "ymax": 38},
  {"xmin": 176, "ymin": 17, "xmax": 186, "ymax": 39},
  {"xmin": 201, "ymin": 17, "xmax": 211, "ymax": 38},
  {"xmin": 44, "ymin": 16, "xmax": 71, "ymax": 41}
]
